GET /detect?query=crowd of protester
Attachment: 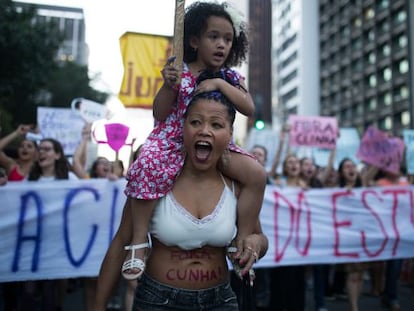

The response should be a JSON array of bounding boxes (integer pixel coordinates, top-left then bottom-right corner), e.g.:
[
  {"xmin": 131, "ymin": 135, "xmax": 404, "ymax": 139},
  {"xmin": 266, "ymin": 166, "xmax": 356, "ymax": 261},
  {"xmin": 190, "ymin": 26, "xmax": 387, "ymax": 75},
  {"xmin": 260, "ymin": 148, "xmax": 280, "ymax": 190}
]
[
  {"xmin": 0, "ymin": 121, "xmax": 413, "ymax": 311},
  {"xmin": 248, "ymin": 125, "xmax": 414, "ymax": 311},
  {"xmin": 0, "ymin": 123, "xmax": 135, "ymax": 311}
]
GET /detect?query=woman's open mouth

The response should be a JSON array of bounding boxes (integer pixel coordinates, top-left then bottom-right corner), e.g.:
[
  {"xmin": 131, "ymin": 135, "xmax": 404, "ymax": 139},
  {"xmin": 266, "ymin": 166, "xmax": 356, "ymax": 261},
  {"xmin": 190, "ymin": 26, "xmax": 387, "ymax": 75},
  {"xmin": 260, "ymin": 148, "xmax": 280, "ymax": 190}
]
[{"xmin": 194, "ymin": 141, "xmax": 212, "ymax": 162}]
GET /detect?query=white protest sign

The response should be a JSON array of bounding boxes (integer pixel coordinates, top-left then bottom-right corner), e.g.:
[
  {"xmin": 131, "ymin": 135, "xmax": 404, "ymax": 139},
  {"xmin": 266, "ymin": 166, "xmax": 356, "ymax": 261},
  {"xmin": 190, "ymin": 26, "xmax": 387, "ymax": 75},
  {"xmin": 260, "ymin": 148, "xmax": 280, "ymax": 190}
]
[
  {"xmin": 314, "ymin": 128, "xmax": 361, "ymax": 169},
  {"xmin": 37, "ymin": 107, "xmax": 85, "ymax": 155},
  {"xmin": 71, "ymin": 98, "xmax": 109, "ymax": 123}
]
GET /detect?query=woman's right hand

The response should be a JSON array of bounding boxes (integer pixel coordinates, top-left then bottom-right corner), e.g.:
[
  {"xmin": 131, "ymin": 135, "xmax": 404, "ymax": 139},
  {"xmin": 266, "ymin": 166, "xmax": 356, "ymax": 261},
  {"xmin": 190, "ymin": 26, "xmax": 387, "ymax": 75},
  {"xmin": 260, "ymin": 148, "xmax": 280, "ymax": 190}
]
[{"xmin": 16, "ymin": 124, "xmax": 32, "ymax": 136}]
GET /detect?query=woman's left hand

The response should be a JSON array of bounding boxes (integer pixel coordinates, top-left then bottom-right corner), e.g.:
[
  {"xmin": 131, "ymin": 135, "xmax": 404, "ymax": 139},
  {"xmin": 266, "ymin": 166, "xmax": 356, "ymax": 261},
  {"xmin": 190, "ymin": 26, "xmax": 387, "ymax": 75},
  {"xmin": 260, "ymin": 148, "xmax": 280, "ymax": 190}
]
[{"xmin": 237, "ymin": 234, "xmax": 262, "ymax": 276}]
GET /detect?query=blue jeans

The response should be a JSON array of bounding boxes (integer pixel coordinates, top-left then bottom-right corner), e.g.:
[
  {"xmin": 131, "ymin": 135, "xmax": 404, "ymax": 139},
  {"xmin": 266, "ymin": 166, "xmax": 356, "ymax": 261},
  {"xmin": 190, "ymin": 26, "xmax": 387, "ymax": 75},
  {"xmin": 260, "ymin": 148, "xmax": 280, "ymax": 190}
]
[
  {"xmin": 384, "ymin": 259, "xmax": 403, "ymax": 304},
  {"xmin": 313, "ymin": 265, "xmax": 329, "ymax": 309},
  {"xmin": 133, "ymin": 273, "xmax": 239, "ymax": 310}
]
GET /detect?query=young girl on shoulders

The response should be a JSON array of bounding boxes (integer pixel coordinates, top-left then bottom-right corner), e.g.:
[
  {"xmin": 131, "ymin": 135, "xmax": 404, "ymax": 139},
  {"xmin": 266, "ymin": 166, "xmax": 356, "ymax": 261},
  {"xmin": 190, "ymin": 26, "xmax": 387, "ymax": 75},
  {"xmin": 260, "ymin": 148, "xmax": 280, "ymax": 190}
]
[{"xmin": 122, "ymin": 1, "xmax": 267, "ymax": 280}]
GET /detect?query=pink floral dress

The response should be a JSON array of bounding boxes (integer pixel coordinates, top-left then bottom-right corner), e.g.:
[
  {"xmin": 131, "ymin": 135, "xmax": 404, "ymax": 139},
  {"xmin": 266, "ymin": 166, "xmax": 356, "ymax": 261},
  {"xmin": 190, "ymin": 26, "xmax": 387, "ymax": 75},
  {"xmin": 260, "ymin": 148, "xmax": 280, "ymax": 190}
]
[{"xmin": 125, "ymin": 63, "xmax": 247, "ymax": 199}]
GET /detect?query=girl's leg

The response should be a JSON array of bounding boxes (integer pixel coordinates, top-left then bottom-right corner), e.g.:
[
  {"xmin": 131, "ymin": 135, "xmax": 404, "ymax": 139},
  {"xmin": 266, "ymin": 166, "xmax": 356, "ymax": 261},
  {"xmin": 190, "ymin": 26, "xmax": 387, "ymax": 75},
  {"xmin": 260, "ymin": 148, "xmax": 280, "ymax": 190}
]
[
  {"xmin": 220, "ymin": 153, "xmax": 267, "ymax": 256},
  {"xmin": 123, "ymin": 198, "xmax": 158, "ymax": 278}
]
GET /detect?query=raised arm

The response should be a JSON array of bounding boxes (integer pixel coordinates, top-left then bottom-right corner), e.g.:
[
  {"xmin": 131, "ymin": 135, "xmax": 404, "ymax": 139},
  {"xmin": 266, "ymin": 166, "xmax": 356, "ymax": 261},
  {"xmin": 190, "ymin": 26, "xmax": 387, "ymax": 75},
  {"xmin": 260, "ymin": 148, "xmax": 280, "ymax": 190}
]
[
  {"xmin": 319, "ymin": 147, "xmax": 336, "ymax": 185},
  {"xmin": 153, "ymin": 58, "xmax": 179, "ymax": 121},
  {"xmin": 195, "ymin": 77, "xmax": 255, "ymax": 117},
  {"xmin": 0, "ymin": 124, "xmax": 31, "ymax": 170},
  {"xmin": 269, "ymin": 127, "xmax": 288, "ymax": 179},
  {"xmin": 72, "ymin": 123, "xmax": 91, "ymax": 179},
  {"xmin": 360, "ymin": 163, "xmax": 379, "ymax": 187}
]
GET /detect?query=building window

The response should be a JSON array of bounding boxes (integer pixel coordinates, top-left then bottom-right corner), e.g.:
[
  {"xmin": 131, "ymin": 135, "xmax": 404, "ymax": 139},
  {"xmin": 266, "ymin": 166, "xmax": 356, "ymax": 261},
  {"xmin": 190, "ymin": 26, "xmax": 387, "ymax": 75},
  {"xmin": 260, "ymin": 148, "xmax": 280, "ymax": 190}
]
[
  {"xmin": 382, "ymin": 67, "xmax": 392, "ymax": 81},
  {"xmin": 367, "ymin": 97, "xmax": 377, "ymax": 111},
  {"xmin": 357, "ymin": 104, "xmax": 363, "ymax": 116},
  {"xmin": 401, "ymin": 111, "xmax": 410, "ymax": 126},
  {"xmin": 352, "ymin": 38, "xmax": 362, "ymax": 51},
  {"xmin": 377, "ymin": 0, "xmax": 389, "ymax": 10},
  {"xmin": 398, "ymin": 35, "xmax": 408, "ymax": 48},
  {"xmin": 399, "ymin": 85, "xmax": 409, "ymax": 99},
  {"xmin": 367, "ymin": 29, "xmax": 375, "ymax": 42},
  {"xmin": 364, "ymin": 7, "xmax": 375, "ymax": 20},
  {"xmin": 383, "ymin": 92, "xmax": 392, "ymax": 106},
  {"xmin": 379, "ymin": 20, "xmax": 390, "ymax": 33},
  {"xmin": 368, "ymin": 74, "xmax": 377, "ymax": 87},
  {"xmin": 380, "ymin": 116, "xmax": 392, "ymax": 130},
  {"xmin": 352, "ymin": 59, "xmax": 363, "ymax": 73},
  {"xmin": 353, "ymin": 17, "xmax": 362, "ymax": 28},
  {"xmin": 341, "ymin": 25, "xmax": 350, "ymax": 37},
  {"xmin": 368, "ymin": 52, "xmax": 376, "ymax": 65},
  {"xmin": 399, "ymin": 59, "xmax": 409, "ymax": 74},
  {"xmin": 394, "ymin": 10, "xmax": 407, "ymax": 25},
  {"xmin": 64, "ymin": 18, "xmax": 74, "ymax": 41},
  {"xmin": 381, "ymin": 44, "xmax": 391, "ymax": 57}
]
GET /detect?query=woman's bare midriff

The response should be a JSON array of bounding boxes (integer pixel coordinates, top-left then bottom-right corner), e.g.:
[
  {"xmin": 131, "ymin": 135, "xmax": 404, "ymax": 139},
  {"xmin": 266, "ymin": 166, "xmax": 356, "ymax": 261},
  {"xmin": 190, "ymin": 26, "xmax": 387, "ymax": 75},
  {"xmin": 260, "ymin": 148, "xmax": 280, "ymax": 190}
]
[{"xmin": 145, "ymin": 239, "xmax": 230, "ymax": 289}]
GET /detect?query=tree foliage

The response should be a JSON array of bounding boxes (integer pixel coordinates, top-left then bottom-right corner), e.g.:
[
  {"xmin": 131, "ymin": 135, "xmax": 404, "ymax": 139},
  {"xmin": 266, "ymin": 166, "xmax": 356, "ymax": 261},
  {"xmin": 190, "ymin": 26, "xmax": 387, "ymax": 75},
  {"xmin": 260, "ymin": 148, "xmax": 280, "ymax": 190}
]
[
  {"xmin": 46, "ymin": 62, "xmax": 108, "ymax": 108},
  {"xmin": 0, "ymin": 0, "xmax": 108, "ymax": 134}
]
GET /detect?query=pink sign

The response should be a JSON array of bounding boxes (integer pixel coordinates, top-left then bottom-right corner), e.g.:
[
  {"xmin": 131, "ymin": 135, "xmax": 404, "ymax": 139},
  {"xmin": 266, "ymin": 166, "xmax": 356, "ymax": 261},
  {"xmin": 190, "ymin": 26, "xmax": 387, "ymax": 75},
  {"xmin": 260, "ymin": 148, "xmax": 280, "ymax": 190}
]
[
  {"xmin": 288, "ymin": 115, "xmax": 338, "ymax": 149},
  {"xmin": 93, "ymin": 123, "xmax": 130, "ymax": 152},
  {"xmin": 357, "ymin": 126, "xmax": 405, "ymax": 174}
]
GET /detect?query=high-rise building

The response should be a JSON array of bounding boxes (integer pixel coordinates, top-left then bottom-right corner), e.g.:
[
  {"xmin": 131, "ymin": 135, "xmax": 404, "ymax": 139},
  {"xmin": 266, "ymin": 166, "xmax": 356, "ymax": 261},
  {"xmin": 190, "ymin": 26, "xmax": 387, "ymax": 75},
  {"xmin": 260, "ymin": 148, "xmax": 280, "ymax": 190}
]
[
  {"xmin": 272, "ymin": 0, "xmax": 320, "ymax": 123},
  {"xmin": 319, "ymin": 0, "xmax": 413, "ymax": 135},
  {"xmin": 14, "ymin": 1, "xmax": 88, "ymax": 65},
  {"xmin": 248, "ymin": 0, "xmax": 272, "ymax": 127}
]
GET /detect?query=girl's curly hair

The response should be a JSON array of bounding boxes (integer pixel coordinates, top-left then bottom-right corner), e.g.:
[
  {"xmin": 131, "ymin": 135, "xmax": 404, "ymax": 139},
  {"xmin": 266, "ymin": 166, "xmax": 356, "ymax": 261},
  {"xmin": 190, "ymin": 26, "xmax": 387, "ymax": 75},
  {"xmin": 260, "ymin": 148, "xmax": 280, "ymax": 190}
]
[{"xmin": 183, "ymin": 1, "xmax": 249, "ymax": 67}]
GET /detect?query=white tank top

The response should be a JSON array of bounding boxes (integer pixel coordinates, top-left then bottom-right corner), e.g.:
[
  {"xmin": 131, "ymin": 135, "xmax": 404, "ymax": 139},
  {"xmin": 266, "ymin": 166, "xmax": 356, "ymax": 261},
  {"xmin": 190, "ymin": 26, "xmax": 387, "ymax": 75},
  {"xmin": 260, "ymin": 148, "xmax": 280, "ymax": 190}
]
[{"xmin": 150, "ymin": 175, "xmax": 237, "ymax": 250}]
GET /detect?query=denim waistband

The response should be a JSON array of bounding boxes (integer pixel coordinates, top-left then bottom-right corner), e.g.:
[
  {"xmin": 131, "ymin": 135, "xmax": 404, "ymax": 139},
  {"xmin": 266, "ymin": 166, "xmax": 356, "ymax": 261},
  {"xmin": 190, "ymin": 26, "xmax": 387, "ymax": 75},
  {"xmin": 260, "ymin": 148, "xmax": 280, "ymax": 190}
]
[{"xmin": 140, "ymin": 273, "xmax": 234, "ymax": 306}]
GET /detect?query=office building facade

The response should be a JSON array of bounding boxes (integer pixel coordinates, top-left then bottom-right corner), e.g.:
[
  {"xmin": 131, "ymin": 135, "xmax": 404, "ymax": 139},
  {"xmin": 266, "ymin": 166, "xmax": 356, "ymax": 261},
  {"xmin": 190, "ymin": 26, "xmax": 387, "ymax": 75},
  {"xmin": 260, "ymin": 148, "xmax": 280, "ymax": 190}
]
[
  {"xmin": 14, "ymin": 1, "xmax": 88, "ymax": 65},
  {"xmin": 272, "ymin": 0, "xmax": 320, "ymax": 124},
  {"xmin": 319, "ymin": 0, "xmax": 413, "ymax": 135}
]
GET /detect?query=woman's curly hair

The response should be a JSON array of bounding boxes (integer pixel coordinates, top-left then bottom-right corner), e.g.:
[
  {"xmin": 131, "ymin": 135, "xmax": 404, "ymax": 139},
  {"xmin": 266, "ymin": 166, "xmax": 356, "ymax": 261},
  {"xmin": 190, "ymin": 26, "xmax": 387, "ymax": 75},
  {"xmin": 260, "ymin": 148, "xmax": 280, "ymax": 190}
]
[{"xmin": 183, "ymin": 1, "xmax": 249, "ymax": 67}]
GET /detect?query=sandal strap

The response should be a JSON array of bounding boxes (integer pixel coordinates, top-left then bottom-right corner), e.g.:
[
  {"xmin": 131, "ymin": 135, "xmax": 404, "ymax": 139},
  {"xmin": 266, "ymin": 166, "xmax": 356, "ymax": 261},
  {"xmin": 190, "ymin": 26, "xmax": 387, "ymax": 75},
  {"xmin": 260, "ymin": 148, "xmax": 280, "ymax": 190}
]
[
  {"xmin": 124, "ymin": 243, "xmax": 150, "ymax": 251},
  {"xmin": 122, "ymin": 258, "xmax": 145, "ymax": 271}
]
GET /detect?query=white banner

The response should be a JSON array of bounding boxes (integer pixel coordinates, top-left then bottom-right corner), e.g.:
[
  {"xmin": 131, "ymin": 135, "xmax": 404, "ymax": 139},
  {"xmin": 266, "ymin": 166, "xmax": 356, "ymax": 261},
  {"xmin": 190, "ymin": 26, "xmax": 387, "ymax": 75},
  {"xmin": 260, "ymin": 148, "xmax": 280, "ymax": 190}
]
[
  {"xmin": 255, "ymin": 186, "xmax": 414, "ymax": 268},
  {"xmin": 0, "ymin": 179, "xmax": 126, "ymax": 282},
  {"xmin": 1, "ymin": 182, "xmax": 414, "ymax": 282}
]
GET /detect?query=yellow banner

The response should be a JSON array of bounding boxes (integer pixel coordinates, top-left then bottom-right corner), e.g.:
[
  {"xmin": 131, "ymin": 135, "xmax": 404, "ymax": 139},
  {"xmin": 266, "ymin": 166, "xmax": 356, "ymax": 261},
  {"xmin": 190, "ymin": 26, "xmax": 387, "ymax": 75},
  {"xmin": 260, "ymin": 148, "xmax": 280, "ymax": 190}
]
[{"xmin": 118, "ymin": 32, "xmax": 172, "ymax": 108}]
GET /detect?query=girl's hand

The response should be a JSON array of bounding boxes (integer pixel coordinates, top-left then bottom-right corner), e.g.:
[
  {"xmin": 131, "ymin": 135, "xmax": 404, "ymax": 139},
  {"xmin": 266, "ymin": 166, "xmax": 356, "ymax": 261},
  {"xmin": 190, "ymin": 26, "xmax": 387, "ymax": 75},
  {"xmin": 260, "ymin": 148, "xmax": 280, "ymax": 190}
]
[
  {"xmin": 194, "ymin": 79, "xmax": 222, "ymax": 95},
  {"xmin": 161, "ymin": 57, "xmax": 179, "ymax": 88}
]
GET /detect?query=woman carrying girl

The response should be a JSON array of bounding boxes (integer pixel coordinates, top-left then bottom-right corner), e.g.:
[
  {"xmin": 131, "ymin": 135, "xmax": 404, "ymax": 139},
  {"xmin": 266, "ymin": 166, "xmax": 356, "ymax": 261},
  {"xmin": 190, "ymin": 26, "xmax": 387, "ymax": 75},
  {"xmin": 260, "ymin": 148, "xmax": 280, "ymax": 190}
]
[{"xmin": 122, "ymin": 1, "xmax": 267, "ymax": 281}]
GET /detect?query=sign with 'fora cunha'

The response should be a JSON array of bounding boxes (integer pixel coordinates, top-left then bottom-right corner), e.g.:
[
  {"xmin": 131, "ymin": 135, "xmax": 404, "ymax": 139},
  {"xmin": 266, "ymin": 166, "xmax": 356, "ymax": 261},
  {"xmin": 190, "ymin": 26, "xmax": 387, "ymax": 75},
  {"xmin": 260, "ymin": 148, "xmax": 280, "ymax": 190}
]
[{"xmin": 288, "ymin": 115, "xmax": 338, "ymax": 149}]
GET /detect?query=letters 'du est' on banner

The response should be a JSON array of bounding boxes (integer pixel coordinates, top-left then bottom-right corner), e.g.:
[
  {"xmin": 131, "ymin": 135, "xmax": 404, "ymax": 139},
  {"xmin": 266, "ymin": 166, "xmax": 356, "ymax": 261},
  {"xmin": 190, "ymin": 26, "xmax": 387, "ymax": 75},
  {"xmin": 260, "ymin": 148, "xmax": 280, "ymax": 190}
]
[
  {"xmin": 118, "ymin": 32, "xmax": 172, "ymax": 108},
  {"xmin": 288, "ymin": 115, "xmax": 338, "ymax": 149}
]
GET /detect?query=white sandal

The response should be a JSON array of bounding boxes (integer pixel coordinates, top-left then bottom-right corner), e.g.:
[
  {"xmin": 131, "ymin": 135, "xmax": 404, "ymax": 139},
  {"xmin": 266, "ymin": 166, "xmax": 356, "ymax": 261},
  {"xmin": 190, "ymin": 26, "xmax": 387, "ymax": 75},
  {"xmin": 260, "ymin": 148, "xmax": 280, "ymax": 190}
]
[{"xmin": 122, "ymin": 239, "xmax": 151, "ymax": 280}]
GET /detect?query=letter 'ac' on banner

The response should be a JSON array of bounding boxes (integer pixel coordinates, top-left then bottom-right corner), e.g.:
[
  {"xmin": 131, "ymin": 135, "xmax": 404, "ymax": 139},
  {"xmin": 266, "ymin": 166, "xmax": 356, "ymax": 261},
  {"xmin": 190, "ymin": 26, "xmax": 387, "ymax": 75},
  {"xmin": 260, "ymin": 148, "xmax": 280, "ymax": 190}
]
[{"xmin": 118, "ymin": 32, "xmax": 172, "ymax": 108}]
